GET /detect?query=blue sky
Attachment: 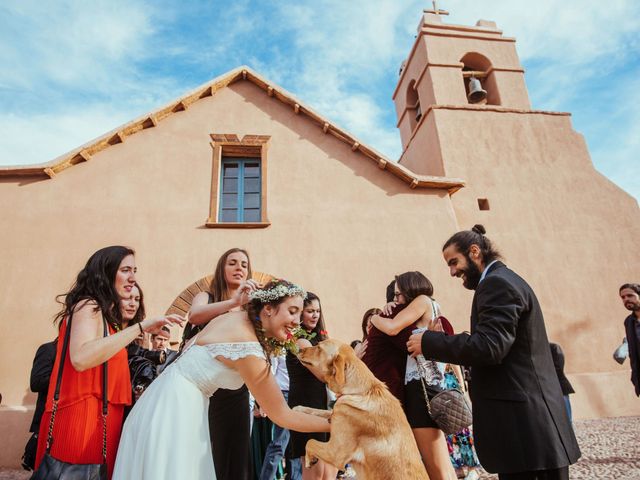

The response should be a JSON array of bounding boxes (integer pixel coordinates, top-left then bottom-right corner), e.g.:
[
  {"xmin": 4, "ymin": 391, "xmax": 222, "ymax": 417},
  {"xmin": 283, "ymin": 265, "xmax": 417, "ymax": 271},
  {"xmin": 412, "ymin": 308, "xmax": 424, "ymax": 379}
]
[{"xmin": 1, "ymin": 0, "xmax": 638, "ymax": 200}]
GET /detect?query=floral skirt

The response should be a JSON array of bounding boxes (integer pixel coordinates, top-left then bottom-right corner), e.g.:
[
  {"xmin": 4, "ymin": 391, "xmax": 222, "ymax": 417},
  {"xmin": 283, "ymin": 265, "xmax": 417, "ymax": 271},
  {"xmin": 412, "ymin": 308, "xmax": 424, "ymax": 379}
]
[{"xmin": 444, "ymin": 370, "xmax": 480, "ymax": 469}]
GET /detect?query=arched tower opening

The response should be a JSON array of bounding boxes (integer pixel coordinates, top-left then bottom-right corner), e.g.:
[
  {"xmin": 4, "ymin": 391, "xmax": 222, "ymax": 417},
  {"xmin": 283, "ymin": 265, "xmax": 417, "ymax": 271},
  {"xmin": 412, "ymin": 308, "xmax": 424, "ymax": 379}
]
[
  {"xmin": 405, "ymin": 79, "xmax": 421, "ymax": 131},
  {"xmin": 460, "ymin": 52, "xmax": 501, "ymax": 106}
]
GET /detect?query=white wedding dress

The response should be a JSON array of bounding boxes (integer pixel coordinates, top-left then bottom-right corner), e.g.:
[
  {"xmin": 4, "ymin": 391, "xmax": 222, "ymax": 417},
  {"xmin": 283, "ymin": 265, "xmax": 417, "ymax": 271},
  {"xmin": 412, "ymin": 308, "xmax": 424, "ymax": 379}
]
[{"xmin": 113, "ymin": 341, "xmax": 265, "ymax": 480}]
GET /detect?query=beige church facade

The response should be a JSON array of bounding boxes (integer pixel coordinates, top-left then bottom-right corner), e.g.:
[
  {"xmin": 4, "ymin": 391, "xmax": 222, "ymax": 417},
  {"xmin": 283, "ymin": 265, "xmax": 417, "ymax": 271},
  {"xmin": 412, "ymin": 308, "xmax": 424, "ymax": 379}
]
[{"xmin": 0, "ymin": 11, "xmax": 638, "ymax": 468}]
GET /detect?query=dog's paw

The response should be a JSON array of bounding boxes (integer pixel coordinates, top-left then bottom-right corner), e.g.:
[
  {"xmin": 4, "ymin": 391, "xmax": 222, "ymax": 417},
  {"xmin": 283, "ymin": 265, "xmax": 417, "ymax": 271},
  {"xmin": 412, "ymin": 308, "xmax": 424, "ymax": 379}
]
[{"xmin": 304, "ymin": 455, "xmax": 319, "ymax": 468}]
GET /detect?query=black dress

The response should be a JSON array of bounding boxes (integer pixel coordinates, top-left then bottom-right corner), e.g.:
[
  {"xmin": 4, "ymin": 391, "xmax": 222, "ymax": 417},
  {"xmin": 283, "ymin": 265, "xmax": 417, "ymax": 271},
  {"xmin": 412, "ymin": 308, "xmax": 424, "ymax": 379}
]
[
  {"xmin": 286, "ymin": 337, "xmax": 329, "ymax": 459},
  {"xmin": 209, "ymin": 385, "xmax": 251, "ymax": 480}
]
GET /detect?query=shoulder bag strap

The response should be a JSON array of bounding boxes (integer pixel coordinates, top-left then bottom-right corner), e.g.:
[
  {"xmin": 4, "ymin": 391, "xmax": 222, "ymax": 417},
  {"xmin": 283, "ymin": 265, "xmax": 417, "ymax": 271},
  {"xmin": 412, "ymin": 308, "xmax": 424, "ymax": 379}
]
[
  {"xmin": 44, "ymin": 313, "xmax": 73, "ymax": 453},
  {"xmin": 430, "ymin": 298, "xmax": 440, "ymax": 320},
  {"xmin": 101, "ymin": 318, "xmax": 108, "ymax": 464},
  {"xmin": 44, "ymin": 311, "xmax": 109, "ymax": 464}
]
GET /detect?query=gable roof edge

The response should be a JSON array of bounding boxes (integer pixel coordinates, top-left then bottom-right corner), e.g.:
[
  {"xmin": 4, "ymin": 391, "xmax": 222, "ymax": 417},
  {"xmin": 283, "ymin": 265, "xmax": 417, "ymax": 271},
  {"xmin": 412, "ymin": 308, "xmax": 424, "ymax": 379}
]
[{"xmin": 0, "ymin": 66, "xmax": 464, "ymax": 194}]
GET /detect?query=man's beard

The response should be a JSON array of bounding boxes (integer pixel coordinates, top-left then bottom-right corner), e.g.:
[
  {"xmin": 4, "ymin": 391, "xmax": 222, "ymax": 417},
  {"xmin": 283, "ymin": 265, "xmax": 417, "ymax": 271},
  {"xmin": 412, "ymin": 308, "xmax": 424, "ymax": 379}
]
[
  {"xmin": 461, "ymin": 253, "xmax": 483, "ymax": 290},
  {"xmin": 625, "ymin": 301, "xmax": 640, "ymax": 312}
]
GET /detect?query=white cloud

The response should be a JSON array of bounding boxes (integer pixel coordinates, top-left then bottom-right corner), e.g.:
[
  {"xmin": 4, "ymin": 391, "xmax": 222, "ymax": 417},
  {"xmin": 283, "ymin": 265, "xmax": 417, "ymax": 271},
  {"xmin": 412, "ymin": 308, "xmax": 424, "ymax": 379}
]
[
  {"xmin": 0, "ymin": 1, "xmax": 156, "ymax": 93},
  {"xmin": 0, "ymin": 0, "xmax": 637, "ymax": 200},
  {"xmin": 248, "ymin": 0, "xmax": 422, "ymax": 158},
  {"xmin": 447, "ymin": 0, "xmax": 640, "ymax": 64},
  {"xmin": 0, "ymin": 106, "xmax": 140, "ymax": 166},
  {"xmin": 586, "ymin": 73, "xmax": 640, "ymax": 200}
]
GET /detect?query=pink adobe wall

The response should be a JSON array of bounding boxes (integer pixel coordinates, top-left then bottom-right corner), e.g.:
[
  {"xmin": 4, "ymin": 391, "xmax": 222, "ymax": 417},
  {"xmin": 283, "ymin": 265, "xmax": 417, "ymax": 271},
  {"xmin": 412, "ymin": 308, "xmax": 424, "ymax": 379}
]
[
  {"xmin": 0, "ymin": 80, "xmax": 467, "ymax": 466},
  {"xmin": 435, "ymin": 107, "xmax": 640, "ymax": 413},
  {"xmin": 398, "ymin": 112, "xmax": 445, "ymax": 176}
]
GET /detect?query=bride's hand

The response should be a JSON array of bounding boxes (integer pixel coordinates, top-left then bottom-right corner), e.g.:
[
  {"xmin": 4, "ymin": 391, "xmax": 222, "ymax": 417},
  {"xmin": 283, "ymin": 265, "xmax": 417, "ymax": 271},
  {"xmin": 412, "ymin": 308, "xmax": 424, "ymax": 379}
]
[
  {"xmin": 232, "ymin": 279, "xmax": 259, "ymax": 307},
  {"xmin": 141, "ymin": 313, "xmax": 185, "ymax": 334}
]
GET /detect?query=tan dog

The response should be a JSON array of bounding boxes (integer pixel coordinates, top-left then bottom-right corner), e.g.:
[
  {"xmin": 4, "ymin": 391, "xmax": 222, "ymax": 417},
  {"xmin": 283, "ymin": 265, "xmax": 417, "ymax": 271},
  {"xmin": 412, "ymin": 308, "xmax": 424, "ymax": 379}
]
[{"xmin": 295, "ymin": 339, "xmax": 429, "ymax": 480}]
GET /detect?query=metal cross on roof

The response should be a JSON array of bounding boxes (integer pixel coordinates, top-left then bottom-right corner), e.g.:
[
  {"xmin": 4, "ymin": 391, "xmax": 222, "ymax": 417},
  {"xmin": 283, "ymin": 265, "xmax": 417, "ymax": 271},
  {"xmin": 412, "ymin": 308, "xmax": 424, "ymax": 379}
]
[{"xmin": 424, "ymin": 0, "xmax": 449, "ymax": 16}]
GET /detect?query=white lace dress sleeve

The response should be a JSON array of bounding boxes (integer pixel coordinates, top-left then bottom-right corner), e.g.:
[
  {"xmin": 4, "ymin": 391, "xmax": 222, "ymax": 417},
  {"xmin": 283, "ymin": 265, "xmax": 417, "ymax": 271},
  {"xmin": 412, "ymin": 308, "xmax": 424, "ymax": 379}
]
[{"xmin": 206, "ymin": 342, "xmax": 266, "ymax": 361}]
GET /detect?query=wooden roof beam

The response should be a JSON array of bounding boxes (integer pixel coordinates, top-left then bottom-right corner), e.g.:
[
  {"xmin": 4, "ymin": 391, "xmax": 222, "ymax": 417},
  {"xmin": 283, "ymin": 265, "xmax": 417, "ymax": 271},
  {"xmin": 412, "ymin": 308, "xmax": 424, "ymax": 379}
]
[
  {"xmin": 199, "ymin": 86, "xmax": 214, "ymax": 98},
  {"xmin": 172, "ymin": 101, "xmax": 188, "ymax": 112},
  {"xmin": 142, "ymin": 116, "xmax": 158, "ymax": 129},
  {"xmin": 108, "ymin": 132, "xmax": 125, "ymax": 145}
]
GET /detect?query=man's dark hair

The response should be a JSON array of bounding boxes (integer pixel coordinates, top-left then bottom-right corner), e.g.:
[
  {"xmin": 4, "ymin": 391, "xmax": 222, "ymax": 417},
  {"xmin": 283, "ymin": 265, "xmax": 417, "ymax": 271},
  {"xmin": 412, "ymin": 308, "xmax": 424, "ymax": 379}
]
[
  {"xmin": 442, "ymin": 224, "xmax": 501, "ymax": 263},
  {"xmin": 619, "ymin": 283, "xmax": 640, "ymax": 295},
  {"xmin": 152, "ymin": 325, "xmax": 171, "ymax": 340}
]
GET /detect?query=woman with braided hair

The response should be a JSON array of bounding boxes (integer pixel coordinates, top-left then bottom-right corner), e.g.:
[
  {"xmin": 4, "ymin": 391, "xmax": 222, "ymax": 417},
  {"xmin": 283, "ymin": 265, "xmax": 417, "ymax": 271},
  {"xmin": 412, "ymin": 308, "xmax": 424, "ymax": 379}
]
[{"xmin": 113, "ymin": 279, "xmax": 330, "ymax": 480}]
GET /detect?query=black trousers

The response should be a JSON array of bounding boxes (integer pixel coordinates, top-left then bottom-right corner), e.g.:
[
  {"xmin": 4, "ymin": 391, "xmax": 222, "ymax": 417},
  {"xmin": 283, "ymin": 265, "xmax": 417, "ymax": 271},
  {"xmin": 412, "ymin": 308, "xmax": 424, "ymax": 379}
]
[
  {"xmin": 499, "ymin": 466, "xmax": 569, "ymax": 480},
  {"xmin": 209, "ymin": 385, "xmax": 251, "ymax": 480}
]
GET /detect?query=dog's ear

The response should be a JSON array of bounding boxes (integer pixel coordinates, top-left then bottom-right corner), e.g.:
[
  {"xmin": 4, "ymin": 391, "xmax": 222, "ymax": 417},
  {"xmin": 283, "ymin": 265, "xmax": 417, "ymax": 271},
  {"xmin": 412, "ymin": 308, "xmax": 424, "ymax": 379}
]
[{"xmin": 331, "ymin": 351, "xmax": 347, "ymax": 388}]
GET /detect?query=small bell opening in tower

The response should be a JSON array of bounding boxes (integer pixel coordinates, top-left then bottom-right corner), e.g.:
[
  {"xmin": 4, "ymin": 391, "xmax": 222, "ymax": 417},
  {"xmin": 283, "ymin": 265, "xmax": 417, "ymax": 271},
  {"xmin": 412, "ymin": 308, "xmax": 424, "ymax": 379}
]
[{"xmin": 467, "ymin": 76, "xmax": 487, "ymax": 104}]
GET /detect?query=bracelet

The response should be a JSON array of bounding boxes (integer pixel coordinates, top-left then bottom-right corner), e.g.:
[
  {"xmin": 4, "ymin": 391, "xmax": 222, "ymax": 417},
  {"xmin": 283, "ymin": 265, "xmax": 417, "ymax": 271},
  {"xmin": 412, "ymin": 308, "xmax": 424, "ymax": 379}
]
[{"xmin": 138, "ymin": 323, "xmax": 144, "ymax": 335}]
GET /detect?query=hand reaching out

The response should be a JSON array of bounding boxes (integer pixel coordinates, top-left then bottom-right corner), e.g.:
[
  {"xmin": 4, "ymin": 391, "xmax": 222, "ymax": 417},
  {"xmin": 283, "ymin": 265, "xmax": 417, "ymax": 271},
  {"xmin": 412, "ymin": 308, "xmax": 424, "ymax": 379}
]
[{"xmin": 141, "ymin": 313, "xmax": 185, "ymax": 335}]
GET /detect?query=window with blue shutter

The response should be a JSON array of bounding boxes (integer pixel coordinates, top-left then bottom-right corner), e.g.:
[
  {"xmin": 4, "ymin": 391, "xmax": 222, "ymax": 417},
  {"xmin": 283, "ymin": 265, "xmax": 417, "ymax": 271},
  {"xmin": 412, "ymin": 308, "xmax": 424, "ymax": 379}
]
[{"xmin": 219, "ymin": 157, "xmax": 261, "ymax": 223}]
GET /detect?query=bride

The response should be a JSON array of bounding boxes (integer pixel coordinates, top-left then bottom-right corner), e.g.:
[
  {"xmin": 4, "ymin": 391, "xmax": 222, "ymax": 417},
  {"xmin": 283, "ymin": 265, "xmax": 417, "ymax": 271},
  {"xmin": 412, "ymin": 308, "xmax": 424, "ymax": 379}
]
[{"xmin": 113, "ymin": 279, "xmax": 330, "ymax": 479}]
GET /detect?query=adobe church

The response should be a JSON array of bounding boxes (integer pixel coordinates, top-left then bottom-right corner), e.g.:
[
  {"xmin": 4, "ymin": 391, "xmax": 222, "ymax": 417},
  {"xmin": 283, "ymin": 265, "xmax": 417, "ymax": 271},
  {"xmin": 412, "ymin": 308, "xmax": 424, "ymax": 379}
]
[{"xmin": 0, "ymin": 9, "xmax": 638, "ymax": 467}]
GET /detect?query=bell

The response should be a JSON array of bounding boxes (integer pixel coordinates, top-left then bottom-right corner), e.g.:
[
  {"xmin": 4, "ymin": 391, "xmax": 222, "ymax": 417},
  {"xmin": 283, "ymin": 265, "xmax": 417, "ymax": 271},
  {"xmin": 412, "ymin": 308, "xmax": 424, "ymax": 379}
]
[{"xmin": 467, "ymin": 76, "xmax": 487, "ymax": 103}]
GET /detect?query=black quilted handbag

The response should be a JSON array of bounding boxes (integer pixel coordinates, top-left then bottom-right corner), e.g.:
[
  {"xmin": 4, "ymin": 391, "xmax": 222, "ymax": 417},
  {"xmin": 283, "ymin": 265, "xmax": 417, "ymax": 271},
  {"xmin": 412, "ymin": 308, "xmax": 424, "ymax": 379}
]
[
  {"xmin": 30, "ymin": 314, "xmax": 108, "ymax": 480},
  {"xmin": 417, "ymin": 360, "xmax": 473, "ymax": 435},
  {"xmin": 422, "ymin": 386, "xmax": 473, "ymax": 435}
]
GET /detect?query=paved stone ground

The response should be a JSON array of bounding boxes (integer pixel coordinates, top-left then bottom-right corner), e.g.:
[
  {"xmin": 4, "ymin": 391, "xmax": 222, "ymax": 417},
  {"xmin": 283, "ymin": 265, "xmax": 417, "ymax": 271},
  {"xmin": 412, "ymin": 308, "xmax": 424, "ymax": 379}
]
[
  {"xmin": 477, "ymin": 416, "xmax": 640, "ymax": 480},
  {"xmin": 2, "ymin": 416, "xmax": 638, "ymax": 479}
]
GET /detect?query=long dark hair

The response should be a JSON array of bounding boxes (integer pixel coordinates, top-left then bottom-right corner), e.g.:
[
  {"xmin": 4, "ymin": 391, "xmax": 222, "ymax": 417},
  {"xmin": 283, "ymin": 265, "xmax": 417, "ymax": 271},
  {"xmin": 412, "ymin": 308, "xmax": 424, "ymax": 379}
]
[
  {"xmin": 55, "ymin": 246, "xmax": 135, "ymax": 329},
  {"xmin": 302, "ymin": 292, "xmax": 328, "ymax": 342},
  {"xmin": 443, "ymin": 224, "xmax": 501, "ymax": 263},
  {"xmin": 130, "ymin": 282, "xmax": 146, "ymax": 325},
  {"xmin": 209, "ymin": 248, "xmax": 252, "ymax": 302},
  {"xmin": 246, "ymin": 279, "xmax": 305, "ymax": 356},
  {"xmin": 395, "ymin": 271, "xmax": 433, "ymax": 304},
  {"xmin": 361, "ymin": 307, "xmax": 381, "ymax": 341}
]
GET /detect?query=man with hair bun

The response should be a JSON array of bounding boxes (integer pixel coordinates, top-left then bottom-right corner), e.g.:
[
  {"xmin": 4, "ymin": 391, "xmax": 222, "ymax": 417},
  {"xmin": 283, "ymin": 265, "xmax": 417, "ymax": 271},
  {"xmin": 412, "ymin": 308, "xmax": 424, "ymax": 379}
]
[
  {"xmin": 619, "ymin": 283, "xmax": 640, "ymax": 396},
  {"xmin": 407, "ymin": 225, "xmax": 580, "ymax": 480}
]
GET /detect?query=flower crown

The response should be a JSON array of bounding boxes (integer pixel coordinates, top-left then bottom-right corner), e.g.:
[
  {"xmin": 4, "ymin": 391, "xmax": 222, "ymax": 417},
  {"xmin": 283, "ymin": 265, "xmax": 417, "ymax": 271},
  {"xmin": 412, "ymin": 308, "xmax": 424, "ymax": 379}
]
[{"xmin": 249, "ymin": 281, "xmax": 307, "ymax": 303}]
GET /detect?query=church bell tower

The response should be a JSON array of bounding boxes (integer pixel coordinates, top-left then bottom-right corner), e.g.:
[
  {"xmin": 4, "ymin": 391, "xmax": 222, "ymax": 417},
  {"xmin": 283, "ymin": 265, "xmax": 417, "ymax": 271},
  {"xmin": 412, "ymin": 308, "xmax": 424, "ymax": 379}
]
[{"xmin": 393, "ymin": 5, "xmax": 531, "ymax": 176}]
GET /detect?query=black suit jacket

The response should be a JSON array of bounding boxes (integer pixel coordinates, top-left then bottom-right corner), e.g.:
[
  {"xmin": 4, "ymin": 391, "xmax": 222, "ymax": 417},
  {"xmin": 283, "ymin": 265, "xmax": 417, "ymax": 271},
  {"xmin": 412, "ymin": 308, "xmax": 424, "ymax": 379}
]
[
  {"xmin": 624, "ymin": 314, "xmax": 640, "ymax": 396},
  {"xmin": 420, "ymin": 262, "xmax": 580, "ymax": 474},
  {"xmin": 549, "ymin": 343, "xmax": 575, "ymax": 395},
  {"xmin": 29, "ymin": 340, "xmax": 57, "ymax": 433}
]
